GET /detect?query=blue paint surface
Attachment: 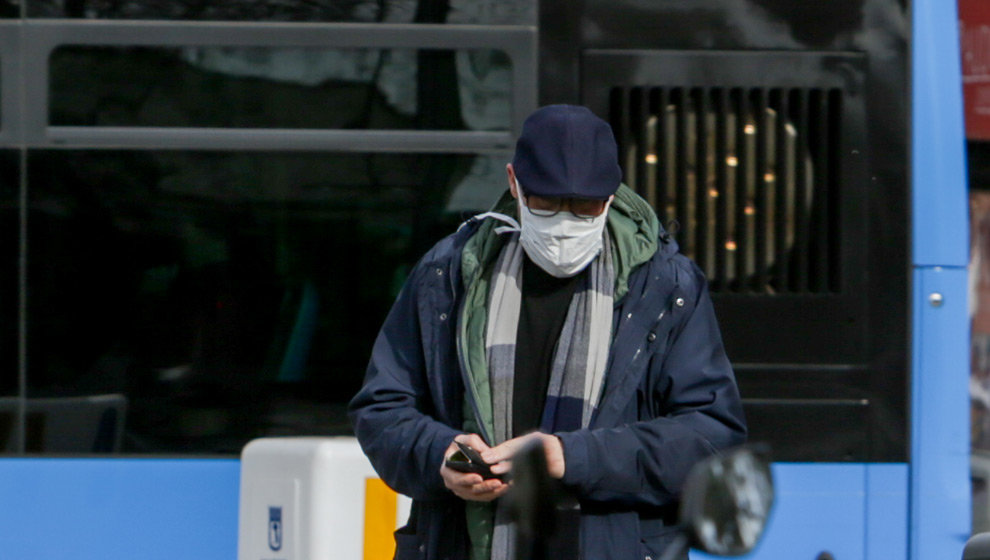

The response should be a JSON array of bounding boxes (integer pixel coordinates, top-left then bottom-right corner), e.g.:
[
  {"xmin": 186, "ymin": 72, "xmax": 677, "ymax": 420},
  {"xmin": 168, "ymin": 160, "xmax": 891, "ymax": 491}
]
[
  {"xmin": 911, "ymin": 267, "xmax": 972, "ymax": 560},
  {"xmin": 866, "ymin": 464, "xmax": 908, "ymax": 559},
  {"xmin": 0, "ymin": 458, "xmax": 240, "ymax": 560},
  {"xmin": 1, "ymin": 459, "xmax": 882, "ymax": 560},
  {"xmin": 909, "ymin": 0, "xmax": 971, "ymax": 557},
  {"xmin": 911, "ymin": 0, "xmax": 968, "ymax": 267},
  {"xmin": 0, "ymin": 461, "xmax": 923, "ymax": 559}
]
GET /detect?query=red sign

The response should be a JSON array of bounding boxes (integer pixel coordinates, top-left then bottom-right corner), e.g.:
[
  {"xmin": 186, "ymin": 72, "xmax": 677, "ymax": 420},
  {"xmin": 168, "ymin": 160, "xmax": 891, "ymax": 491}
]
[
  {"xmin": 971, "ymin": 192, "xmax": 990, "ymax": 451},
  {"xmin": 961, "ymin": 0, "xmax": 990, "ymax": 138}
]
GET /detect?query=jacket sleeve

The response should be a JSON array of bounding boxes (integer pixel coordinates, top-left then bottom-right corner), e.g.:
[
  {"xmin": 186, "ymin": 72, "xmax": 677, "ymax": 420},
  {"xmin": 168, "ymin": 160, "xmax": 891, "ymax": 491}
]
[
  {"xmin": 555, "ymin": 263, "xmax": 746, "ymax": 507},
  {"xmin": 348, "ymin": 261, "xmax": 462, "ymax": 501}
]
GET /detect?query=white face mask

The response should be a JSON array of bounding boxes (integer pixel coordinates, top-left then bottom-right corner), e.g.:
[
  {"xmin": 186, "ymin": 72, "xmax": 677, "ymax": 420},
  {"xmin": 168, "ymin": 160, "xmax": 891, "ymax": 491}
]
[{"xmin": 517, "ymin": 187, "xmax": 610, "ymax": 278}]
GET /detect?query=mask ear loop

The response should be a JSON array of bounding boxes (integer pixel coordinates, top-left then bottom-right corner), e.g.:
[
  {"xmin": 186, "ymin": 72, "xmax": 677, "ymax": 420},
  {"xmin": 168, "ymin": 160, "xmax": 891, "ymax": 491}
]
[
  {"xmin": 457, "ymin": 212, "xmax": 521, "ymax": 234},
  {"xmin": 457, "ymin": 179, "xmax": 529, "ymax": 234}
]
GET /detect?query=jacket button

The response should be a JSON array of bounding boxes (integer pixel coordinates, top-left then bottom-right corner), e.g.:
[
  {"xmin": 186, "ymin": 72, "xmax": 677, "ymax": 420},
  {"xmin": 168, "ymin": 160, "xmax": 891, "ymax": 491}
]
[
  {"xmin": 436, "ymin": 268, "xmax": 444, "ymax": 276},
  {"xmin": 439, "ymin": 313, "xmax": 448, "ymax": 321},
  {"xmin": 648, "ymin": 332, "xmax": 657, "ymax": 342},
  {"xmin": 675, "ymin": 297, "xmax": 685, "ymax": 307}
]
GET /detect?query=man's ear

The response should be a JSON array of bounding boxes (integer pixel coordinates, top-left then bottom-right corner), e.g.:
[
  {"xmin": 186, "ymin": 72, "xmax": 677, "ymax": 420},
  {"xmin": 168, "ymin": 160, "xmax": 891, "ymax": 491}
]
[{"xmin": 506, "ymin": 164, "xmax": 518, "ymax": 199}]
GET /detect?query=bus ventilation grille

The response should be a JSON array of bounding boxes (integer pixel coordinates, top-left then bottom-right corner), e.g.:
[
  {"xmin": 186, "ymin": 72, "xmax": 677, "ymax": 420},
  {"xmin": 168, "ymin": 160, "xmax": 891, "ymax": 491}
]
[{"xmin": 609, "ymin": 86, "xmax": 842, "ymax": 295}]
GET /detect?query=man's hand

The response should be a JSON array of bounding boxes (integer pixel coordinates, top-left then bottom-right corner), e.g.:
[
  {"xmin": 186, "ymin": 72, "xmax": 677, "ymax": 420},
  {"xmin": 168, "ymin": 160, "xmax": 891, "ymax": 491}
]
[
  {"xmin": 439, "ymin": 433, "xmax": 510, "ymax": 502},
  {"xmin": 482, "ymin": 432, "xmax": 565, "ymax": 479}
]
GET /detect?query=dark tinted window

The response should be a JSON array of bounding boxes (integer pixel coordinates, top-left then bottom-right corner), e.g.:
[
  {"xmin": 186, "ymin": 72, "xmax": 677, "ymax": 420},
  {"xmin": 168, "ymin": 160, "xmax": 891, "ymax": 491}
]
[
  {"xmin": 0, "ymin": 150, "xmax": 16, "ymax": 398},
  {"xmin": 25, "ymin": 149, "xmax": 506, "ymax": 453},
  {"xmin": 51, "ymin": 46, "xmax": 513, "ymax": 131},
  {"xmin": 2, "ymin": 6, "xmax": 533, "ymax": 455}
]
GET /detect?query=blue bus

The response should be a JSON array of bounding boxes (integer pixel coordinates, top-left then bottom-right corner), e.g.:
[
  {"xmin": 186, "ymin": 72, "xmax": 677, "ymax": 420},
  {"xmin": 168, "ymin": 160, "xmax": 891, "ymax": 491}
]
[{"xmin": 0, "ymin": 0, "xmax": 970, "ymax": 558}]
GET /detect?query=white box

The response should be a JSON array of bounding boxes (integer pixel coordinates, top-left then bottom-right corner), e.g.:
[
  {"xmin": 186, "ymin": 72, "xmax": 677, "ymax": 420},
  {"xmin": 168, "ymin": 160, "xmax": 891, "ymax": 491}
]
[{"xmin": 238, "ymin": 437, "xmax": 410, "ymax": 560}]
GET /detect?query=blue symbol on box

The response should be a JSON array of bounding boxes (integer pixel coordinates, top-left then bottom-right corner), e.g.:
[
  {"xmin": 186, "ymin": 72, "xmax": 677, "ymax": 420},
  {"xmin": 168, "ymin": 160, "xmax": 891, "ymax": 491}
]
[{"xmin": 268, "ymin": 506, "xmax": 283, "ymax": 551}]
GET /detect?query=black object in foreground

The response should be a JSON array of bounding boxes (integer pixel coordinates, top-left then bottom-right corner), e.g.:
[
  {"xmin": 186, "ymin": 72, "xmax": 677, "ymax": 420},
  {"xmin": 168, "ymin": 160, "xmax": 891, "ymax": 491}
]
[
  {"xmin": 506, "ymin": 439, "xmax": 561, "ymax": 560},
  {"xmin": 668, "ymin": 444, "xmax": 775, "ymax": 559},
  {"xmin": 965, "ymin": 532, "xmax": 990, "ymax": 559},
  {"xmin": 508, "ymin": 442, "xmax": 775, "ymax": 560}
]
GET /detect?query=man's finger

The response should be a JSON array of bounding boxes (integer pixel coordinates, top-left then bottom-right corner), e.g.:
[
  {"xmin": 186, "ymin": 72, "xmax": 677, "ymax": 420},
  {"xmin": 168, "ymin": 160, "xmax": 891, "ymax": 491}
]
[
  {"xmin": 456, "ymin": 432, "xmax": 492, "ymax": 453},
  {"xmin": 482, "ymin": 437, "xmax": 521, "ymax": 463},
  {"xmin": 451, "ymin": 470, "xmax": 483, "ymax": 486},
  {"xmin": 441, "ymin": 464, "xmax": 482, "ymax": 487},
  {"xmin": 472, "ymin": 479, "xmax": 507, "ymax": 495},
  {"xmin": 489, "ymin": 461, "xmax": 512, "ymax": 475},
  {"xmin": 471, "ymin": 482, "xmax": 495, "ymax": 494}
]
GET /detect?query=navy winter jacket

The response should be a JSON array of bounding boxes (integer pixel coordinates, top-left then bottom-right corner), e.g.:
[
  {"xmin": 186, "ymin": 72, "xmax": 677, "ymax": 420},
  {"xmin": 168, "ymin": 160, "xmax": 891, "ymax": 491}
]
[{"xmin": 349, "ymin": 189, "xmax": 746, "ymax": 560}]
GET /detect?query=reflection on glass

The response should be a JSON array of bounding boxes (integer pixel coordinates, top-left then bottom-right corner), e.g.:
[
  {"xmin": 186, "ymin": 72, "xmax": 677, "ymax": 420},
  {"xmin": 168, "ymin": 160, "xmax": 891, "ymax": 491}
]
[
  {"xmin": 50, "ymin": 46, "xmax": 513, "ymax": 131},
  {"xmin": 28, "ymin": 0, "xmax": 535, "ymax": 24},
  {"xmin": 25, "ymin": 150, "xmax": 504, "ymax": 454},
  {"xmin": 29, "ymin": 1, "xmax": 406, "ymax": 21}
]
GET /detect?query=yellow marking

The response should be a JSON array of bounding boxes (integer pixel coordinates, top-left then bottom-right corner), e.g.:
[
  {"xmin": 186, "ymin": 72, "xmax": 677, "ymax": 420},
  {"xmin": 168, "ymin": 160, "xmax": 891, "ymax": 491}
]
[{"xmin": 364, "ymin": 478, "xmax": 398, "ymax": 560}]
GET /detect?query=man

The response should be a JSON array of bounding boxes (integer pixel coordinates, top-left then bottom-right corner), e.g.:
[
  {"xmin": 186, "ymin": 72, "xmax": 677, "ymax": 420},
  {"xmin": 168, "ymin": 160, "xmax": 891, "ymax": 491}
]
[{"xmin": 349, "ymin": 105, "xmax": 746, "ymax": 560}]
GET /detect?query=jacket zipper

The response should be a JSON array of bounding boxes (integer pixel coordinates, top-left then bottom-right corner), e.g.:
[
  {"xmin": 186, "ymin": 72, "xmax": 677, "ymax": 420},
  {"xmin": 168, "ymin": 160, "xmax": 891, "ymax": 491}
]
[
  {"xmin": 449, "ymin": 219, "xmax": 496, "ymax": 445},
  {"xmin": 454, "ymin": 272, "xmax": 494, "ymax": 445}
]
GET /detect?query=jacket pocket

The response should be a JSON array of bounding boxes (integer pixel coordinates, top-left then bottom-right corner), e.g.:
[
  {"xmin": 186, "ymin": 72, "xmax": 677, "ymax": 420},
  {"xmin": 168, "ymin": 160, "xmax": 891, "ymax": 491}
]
[
  {"xmin": 393, "ymin": 525, "xmax": 426, "ymax": 560},
  {"xmin": 639, "ymin": 523, "xmax": 683, "ymax": 560}
]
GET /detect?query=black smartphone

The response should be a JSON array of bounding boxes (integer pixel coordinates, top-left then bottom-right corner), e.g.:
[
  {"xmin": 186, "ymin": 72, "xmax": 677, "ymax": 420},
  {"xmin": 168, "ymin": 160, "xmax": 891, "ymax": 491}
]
[{"xmin": 444, "ymin": 441, "xmax": 504, "ymax": 480}]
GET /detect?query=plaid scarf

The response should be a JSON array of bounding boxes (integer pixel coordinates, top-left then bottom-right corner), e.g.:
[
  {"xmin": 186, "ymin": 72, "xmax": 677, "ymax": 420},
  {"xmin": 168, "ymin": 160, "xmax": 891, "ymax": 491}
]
[{"xmin": 485, "ymin": 229, "xmax": 615, "ymax": 560}]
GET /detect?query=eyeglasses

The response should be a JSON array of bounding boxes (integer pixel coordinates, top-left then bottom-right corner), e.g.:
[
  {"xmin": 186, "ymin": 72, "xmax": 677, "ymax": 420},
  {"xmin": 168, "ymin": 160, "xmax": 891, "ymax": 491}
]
[{"xmin": 522, "ymin": 193, "xmax": 609, "ymax": 220}]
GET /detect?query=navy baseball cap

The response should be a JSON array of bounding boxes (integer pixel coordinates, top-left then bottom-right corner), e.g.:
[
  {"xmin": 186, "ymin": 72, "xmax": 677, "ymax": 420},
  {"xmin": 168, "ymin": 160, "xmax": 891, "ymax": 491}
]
[{"xmin": 512, "ymin": 105, "xmax": 622, "ymax": 200}]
